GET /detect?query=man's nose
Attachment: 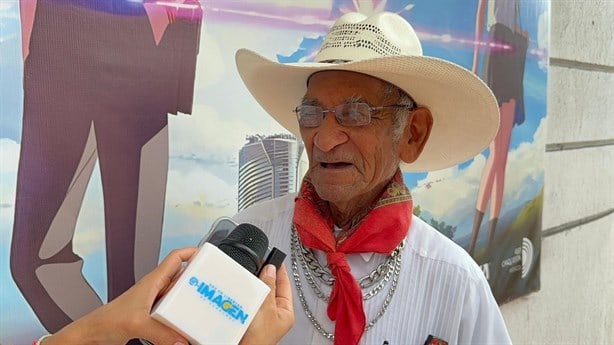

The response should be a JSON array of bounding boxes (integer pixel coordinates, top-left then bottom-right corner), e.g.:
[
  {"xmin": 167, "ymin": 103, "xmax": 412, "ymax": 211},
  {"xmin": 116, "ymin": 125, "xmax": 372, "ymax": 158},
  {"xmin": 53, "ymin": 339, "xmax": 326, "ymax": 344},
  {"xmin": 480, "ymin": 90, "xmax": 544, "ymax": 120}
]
[{"xmin": 313, "ymin": 113, "xmax": 349, "ymax": 152}]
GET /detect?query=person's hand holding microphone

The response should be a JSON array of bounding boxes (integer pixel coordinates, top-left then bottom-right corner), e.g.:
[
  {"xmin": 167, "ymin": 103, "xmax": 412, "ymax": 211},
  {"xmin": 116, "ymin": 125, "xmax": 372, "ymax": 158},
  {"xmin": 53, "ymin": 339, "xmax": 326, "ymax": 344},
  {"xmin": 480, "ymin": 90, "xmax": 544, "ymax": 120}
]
[{"xmin": 38, "ymin": 244, "xmax": 294, "ymax": 345}]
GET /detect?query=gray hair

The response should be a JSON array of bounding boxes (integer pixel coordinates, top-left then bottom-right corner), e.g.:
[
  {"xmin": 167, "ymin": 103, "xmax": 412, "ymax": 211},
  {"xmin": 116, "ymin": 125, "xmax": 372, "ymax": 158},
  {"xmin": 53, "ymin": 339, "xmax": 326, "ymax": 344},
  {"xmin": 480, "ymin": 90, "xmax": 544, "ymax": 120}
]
[{"xmin": 382, "ymin": 83, "xmax": 415, "ymax": 142}]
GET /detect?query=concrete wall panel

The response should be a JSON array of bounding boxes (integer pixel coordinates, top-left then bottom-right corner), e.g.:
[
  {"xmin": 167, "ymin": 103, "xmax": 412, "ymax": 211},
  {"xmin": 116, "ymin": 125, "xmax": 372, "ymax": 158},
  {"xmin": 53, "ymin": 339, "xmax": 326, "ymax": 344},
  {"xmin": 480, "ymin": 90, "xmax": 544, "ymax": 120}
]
[
  {"xmin": 547, "ymin": 67, "xmax": 614, "ymax": 144},
  {"xmin": 550, "ymin": 0, "xmax": 614, "ymax": 65},
  {"xmin": 542, "ymin": 146, "xmax": 614, "ymax": 230},
  {"xmin": 501, "ymin": 214, "xmax": 614, "ymax": 344}
]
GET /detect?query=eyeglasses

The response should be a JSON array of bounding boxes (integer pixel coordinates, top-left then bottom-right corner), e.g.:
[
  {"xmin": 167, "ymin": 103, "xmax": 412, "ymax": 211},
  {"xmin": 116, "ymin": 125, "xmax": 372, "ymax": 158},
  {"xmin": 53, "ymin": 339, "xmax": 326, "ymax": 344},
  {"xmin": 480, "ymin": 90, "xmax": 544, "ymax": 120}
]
[{"xmin": 293, "ymin": 102, "xmax": 415, "ymax": 128}]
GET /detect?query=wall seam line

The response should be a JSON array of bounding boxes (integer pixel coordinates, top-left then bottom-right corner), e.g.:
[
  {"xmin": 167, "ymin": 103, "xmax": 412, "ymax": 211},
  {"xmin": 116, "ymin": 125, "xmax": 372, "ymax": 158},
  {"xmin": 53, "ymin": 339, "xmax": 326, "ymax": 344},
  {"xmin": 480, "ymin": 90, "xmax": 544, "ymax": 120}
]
[
  {"xmin": 542, "ymin": 208, "xmax": 614, "ymax": 238},
  {"xmin": 546, "ymin": 139, "xmax": 614, "ymax": 152},
  {"xmin": 550, "ymin": 57, "xmax": 614, "ymax": 73}
]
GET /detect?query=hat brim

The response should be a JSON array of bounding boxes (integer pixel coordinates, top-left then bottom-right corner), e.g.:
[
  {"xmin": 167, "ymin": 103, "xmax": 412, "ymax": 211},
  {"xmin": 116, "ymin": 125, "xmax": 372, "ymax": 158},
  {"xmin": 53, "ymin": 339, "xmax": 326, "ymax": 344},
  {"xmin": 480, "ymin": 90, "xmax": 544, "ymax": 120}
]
[{"xmin": 235, "ymin": 48, "xmax": 499, "ymax": 172}]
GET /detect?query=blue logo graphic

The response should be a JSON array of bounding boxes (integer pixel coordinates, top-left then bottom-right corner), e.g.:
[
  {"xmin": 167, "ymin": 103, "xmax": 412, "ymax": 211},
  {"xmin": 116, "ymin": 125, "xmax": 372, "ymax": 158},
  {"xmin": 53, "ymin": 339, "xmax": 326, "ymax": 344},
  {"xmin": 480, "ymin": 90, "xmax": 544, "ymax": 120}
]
[{"xmin": 189, "ymin": 276, "xmax": 249, "ymax": 324}]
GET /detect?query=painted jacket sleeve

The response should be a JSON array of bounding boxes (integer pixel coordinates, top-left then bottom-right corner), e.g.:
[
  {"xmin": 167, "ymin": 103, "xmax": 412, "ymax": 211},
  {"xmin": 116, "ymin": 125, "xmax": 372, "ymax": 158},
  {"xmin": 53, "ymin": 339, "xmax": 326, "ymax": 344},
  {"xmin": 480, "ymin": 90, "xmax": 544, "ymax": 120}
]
[{"xmin": 20, "ymin": 0, "xmax": 193, "ymax": 56}]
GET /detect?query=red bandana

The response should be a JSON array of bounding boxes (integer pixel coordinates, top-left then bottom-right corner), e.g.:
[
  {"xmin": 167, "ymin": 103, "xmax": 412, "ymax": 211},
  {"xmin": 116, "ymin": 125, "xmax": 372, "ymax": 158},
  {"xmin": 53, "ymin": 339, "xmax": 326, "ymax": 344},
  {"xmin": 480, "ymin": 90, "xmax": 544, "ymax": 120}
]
[{"xmin": 292, "ymin": 170, "xmax": 412, "ymax": 345}]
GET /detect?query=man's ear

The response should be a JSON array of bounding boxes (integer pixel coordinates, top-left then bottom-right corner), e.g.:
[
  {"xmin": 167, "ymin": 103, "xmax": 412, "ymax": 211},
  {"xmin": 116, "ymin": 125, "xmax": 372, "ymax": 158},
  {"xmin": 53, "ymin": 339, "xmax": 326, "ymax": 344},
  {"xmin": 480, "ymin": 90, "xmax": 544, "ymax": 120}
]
[{"xmin": 399, "ymin": 107, "xmax": 433, "ymax": 163}]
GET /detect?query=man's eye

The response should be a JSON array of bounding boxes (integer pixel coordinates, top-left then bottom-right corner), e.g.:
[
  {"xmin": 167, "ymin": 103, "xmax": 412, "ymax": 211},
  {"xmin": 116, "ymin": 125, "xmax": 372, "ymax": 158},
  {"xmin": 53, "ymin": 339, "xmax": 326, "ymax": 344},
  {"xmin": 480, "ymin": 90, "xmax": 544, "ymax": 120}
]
[
  {"xmin": 346, "ymin": 110, "xmax": 362, "ymax": 117},
  {"xmin": 300, "ymin": 108, "xmax": 319, "ymax": 116}
]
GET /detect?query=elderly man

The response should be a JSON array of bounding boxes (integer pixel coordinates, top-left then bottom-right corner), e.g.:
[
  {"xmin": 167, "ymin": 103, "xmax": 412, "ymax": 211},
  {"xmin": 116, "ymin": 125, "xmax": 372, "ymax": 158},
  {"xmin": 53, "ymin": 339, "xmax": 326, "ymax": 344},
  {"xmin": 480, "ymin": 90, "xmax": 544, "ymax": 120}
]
[{"xmin": 234, "ymin": 11, "xmax": 511, "ymax": 345}]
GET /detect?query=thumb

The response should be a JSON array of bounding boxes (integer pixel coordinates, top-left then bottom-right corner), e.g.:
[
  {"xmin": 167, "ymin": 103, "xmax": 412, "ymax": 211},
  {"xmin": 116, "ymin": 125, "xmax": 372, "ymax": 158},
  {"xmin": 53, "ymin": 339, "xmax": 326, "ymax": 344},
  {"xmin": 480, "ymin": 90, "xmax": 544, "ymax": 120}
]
[
  {"xmin": 259, "ymin": 264, "xmax": 277, "ymax": 303},
  {"xmin": 260, "ymin": 264, "xmax": 277, "ymax": 292}
]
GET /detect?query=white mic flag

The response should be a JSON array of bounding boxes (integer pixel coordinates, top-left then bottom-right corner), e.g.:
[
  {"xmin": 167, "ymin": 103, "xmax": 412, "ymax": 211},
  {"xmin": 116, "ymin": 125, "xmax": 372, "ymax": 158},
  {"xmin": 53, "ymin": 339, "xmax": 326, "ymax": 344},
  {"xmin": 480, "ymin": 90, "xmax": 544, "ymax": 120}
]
[{"xmin": 151, "ymin": 224, "xmax": 271, "ymax": 345}]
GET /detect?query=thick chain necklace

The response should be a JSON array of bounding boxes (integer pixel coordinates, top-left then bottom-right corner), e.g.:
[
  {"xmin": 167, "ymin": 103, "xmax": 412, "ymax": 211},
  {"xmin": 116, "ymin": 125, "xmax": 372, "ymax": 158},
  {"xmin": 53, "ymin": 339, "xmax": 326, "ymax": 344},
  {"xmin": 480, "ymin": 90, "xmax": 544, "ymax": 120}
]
[
  {"xmin": 290, "ymin": 226, "xmax": 404, "ymax": 340},
  {"xmin": 293, "ymin": 229, "xmax": 402, "ymax": 301}
]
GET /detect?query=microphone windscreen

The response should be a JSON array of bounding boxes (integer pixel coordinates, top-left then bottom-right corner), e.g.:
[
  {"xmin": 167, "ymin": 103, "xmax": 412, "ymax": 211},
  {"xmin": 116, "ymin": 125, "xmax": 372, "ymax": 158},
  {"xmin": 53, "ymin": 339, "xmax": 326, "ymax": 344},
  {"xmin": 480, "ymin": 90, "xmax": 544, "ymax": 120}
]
[{"xmin": 218, "ymin": 223, "xmax": 269, "ymax": 274}]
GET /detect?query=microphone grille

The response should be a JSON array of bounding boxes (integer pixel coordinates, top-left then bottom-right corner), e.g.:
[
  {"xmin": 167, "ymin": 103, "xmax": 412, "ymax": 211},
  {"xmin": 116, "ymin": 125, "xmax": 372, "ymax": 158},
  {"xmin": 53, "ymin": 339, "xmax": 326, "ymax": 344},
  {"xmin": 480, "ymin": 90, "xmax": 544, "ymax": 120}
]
[{"xmin": 218, "ymin": 223, "xmax": 269, "ymax": 274}]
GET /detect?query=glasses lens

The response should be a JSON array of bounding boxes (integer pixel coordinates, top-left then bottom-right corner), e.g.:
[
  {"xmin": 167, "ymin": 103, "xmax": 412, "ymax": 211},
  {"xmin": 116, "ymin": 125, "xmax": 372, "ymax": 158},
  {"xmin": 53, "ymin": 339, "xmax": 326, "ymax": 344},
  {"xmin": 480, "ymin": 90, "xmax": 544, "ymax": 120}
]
[
  {"xmin": 337, "ymin": 103, "xmax": 370, "ymax": 126},
  {"xmin": 296, "ymin": 105, "xmax": 322, "ymax": 127}
]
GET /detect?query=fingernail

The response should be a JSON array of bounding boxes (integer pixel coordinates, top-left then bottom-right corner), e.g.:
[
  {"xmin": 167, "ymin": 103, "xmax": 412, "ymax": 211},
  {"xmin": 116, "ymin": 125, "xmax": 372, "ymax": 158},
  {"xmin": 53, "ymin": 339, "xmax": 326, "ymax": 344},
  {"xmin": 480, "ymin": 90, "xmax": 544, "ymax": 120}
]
[
  {"xmin": 264, "ymin": 264, "xmax": 276, "ymax": 279},
  {"xmin": 174, "ymin": 342, "xmax": 186, "ymax": 345}
]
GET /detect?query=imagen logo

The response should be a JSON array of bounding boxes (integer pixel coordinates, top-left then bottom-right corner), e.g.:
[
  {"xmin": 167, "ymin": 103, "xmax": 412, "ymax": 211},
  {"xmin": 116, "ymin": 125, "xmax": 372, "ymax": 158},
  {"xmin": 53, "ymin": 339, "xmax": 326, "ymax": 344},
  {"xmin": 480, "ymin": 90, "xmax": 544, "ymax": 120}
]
[{"xmin": 189, "ymin": 276, "xmax": 249, "ymax": 324}]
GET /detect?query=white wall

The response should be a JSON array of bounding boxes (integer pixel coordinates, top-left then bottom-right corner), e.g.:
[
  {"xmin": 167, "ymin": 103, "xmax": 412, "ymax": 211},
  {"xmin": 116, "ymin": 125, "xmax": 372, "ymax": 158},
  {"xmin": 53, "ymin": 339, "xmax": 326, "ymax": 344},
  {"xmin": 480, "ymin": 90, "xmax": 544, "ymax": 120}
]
[{"xmin": 499, "ymin": 1, "xmax": 614, "ymax": 343}]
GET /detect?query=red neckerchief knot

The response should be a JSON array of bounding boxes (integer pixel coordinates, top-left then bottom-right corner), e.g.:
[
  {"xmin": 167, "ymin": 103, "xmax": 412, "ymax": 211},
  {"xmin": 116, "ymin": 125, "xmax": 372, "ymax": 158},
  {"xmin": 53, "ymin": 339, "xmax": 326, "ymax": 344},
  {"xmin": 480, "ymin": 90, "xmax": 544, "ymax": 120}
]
[
  {"xmin": 292, "ymin": 170, "xmax": 412, "ymax": 345},
  {"xmin": 326, "ymin": 252, "xmax": 347, "ymax": 268}
]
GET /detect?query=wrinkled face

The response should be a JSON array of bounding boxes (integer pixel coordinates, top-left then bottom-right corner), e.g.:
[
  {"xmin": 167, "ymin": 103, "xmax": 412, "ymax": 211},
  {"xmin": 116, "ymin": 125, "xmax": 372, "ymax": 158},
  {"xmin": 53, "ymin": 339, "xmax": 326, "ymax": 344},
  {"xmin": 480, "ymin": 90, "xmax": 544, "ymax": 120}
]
[{"xmin": 299, "ymin": 70, "xmax": 405, "ymax": 209}]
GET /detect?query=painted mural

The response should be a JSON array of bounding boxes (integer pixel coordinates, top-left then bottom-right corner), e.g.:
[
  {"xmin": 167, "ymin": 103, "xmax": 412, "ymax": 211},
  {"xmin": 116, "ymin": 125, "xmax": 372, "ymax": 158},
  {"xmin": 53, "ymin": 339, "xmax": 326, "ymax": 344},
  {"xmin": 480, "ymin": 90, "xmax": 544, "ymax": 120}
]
[{"xmin": 0, "ymin": 0, "xmax": 548, "ymax": 342}]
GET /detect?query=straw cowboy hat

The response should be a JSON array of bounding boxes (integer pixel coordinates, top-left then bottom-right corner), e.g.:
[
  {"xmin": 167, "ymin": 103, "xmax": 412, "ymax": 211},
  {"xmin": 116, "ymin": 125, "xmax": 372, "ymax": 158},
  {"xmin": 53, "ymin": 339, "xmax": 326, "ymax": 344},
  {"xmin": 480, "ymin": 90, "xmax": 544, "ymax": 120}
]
[{"xmin": 235, "ymin": 11, "xmax": 499, "ymax": 172}]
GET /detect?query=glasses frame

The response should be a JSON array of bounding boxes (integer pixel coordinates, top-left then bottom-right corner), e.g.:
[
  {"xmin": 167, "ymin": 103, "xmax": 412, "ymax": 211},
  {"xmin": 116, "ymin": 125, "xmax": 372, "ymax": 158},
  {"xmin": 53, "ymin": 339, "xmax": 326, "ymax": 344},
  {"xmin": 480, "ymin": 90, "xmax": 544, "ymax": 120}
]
[{"xmin": 293, "ymin": 102, "xmax": 416, "ymax": 128}]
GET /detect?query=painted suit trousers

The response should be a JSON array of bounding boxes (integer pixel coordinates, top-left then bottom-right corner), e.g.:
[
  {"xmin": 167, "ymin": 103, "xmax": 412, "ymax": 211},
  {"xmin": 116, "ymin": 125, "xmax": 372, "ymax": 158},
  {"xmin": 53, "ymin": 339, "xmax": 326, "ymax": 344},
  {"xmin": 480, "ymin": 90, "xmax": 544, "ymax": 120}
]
[{"xmin": 10, "ymin": 0, "xmax": 201, "ymax": 332}]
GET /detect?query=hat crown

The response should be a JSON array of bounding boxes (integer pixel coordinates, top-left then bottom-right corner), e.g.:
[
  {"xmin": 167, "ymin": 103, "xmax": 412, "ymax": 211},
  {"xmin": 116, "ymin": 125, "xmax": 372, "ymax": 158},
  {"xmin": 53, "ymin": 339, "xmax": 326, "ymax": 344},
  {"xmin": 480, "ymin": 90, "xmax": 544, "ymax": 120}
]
[
  {"xmin": 235, "ymin": 11, "xmax": 500, "ymax": 172},
  {"xmin": 315, "ymin": 12, "xmax": 423, "ymax": 63}
]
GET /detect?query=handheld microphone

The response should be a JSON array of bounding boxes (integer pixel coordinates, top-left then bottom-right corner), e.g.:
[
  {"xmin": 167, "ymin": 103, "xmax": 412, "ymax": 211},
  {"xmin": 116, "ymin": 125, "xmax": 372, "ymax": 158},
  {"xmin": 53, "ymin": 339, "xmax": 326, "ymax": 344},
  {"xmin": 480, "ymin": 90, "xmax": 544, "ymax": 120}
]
[{"xmin": 151, "ymin": 223, "xmax": 271, "ymax": 345}]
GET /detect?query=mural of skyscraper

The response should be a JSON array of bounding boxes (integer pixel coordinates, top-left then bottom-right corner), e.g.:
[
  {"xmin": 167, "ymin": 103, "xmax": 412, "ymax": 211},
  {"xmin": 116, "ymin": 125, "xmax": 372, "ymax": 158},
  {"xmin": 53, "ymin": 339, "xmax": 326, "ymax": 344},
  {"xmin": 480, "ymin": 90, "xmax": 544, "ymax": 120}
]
[{"xmin": 238, "ymin": 134, "xmax": 306, "ymax": 211}]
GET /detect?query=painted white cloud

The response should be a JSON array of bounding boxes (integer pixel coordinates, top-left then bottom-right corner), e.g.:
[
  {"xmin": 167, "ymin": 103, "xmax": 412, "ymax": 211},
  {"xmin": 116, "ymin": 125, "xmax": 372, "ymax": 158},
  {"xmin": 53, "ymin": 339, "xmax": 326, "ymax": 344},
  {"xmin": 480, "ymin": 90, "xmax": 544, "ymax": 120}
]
[
  {"xmin": 0, "ymin": 138, "xmax": 19, "ymax": 173},
  {"xmin": 0, "ymin": 139, "xmax": 19, "ymax": 236},
  {"xmin": 159, "ymin": 161, "xmax": 241, "ymax": 242},
  {"xmin": 537, "ymin": 11, "xmax": 549, "ymax": 51},
  {"xmin": 412, "ymin": 116, "xmax": 546, "ymax": 226},
  {"xmin": 165, "ymin": 165, "xmax": 237, "ymax": 220},
  {"xmin": 0, "ymin": 0, "xmax": 17, "ymax": 17},
  {"xmin": 412, "ymin": 160, "xmax": 483, "ymax": 227},
  {"xmin": 193, "ymin": 30, "xmax": 226, "ymax": 90},
  {"xmin": 537, "ymin": 10, "xmax": 550, "ymax": 70},
  {"xmin": 169, "ymin": 103, "xmax": 253, "ymax": 158},
  {"xmin": 503, "ymin": 115, "xmax": 547, "ymax": 202}
]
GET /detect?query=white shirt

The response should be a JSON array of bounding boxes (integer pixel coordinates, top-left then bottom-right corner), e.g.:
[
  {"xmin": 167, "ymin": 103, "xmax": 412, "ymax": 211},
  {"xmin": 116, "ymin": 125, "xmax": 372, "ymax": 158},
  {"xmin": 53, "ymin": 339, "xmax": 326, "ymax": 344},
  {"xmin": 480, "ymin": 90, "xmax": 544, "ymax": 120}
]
[{"xmin": 234, "ymin": 193, "xmax": 512, "ymax": 345}]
